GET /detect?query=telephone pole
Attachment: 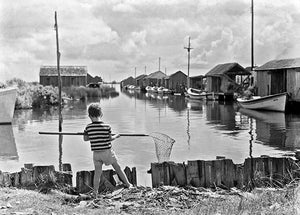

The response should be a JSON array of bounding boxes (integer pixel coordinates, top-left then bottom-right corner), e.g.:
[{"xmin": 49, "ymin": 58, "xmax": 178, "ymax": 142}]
[{"xmin": 184, "ymin": 37, "xmax": 193, "ymax": 89}]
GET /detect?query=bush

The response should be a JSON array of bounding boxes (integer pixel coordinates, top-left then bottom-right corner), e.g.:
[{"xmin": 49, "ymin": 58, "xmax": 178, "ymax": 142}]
[{"xmin": 6, "ymin": 79, "xmax": 65, "ymax": 109}]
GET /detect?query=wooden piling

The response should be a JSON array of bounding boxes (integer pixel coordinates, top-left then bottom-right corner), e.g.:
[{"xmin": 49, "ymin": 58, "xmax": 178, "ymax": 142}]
[{"xmin": 150, "ymin": 156, "xmax": 299, "ymax": 189}]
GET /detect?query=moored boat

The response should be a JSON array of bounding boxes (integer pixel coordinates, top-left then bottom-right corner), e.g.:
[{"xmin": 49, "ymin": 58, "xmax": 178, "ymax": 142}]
[
  {"xmin": 187, "ymin": 88, "xmax": 206, "ymax": 100},
  {"xmin": 236, "ymin": 92, "xmax": 287, "ymax": 112},
  {"xmin": 0, "ymin": 87, "xmax": 17, "ymax": 123}
]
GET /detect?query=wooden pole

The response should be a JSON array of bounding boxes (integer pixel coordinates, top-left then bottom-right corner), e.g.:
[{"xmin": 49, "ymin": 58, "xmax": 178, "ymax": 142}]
[
  {"xmin": 251, "ymin": 0, "xmax": 254, "ymax": 70},
  {"xmin": 39, "ymin": 131, "xmax": 149, "ymax": 136},
  {"xmin": 55, "ymin": 11, "xmax": 63, "ymax": 171},
  {"xmin": 158, "ymin": 57, "xmax": 161, "ymax": 71},
  {"xmin": 184, "ymin": 37, "xmax": 193, "ymax": 89},
  {"xmin": 54, "ymin": 11, "xmax": 62, "ymax": 132}
]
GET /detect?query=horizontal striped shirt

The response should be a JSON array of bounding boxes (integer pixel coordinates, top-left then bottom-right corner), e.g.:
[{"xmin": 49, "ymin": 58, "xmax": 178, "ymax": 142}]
[{"xmin": 85, "ymin": 121, "xmax": 112, "ymax": 151}]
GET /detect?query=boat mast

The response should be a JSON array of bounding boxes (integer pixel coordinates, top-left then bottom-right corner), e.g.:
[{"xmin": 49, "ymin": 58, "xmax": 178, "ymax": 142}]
[
  {"xmin": 184, "ymin": 36, "xmax": 193, "ymax": 89},
  {"xmin": 54, "ymin": 11, "xmax": 62, "ymax": 133},
  {"xmin": 251, "ymin": 0, "xmax": 254, "ymax": 70}
]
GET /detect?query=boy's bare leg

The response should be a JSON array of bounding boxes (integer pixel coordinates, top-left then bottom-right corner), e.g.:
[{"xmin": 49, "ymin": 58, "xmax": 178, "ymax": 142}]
[
  {"xmin": 112, "ymin": 162, "xmax": 132, "ymax": 187},
  {"xmin": 93, "ymin": 160, "xmax": 103, "ymax": 195}
]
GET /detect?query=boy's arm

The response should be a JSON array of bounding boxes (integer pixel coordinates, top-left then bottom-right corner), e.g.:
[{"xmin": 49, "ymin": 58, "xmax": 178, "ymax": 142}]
[{"xmin": 83, "ymin": 130, "xmax": 89, "ymax": 141}]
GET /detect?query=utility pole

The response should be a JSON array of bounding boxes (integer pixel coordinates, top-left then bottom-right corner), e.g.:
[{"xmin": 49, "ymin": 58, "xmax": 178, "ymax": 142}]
[
  {"xmin": 145, "ymin": 66, "xmax": 147, "ymax": 75},
  {"xmin": 184, "ymin": 36, "xmax": 193, "ymax": 89},
  {"xmin": 54, "ymin": 11, "xmax": 62, "ymax": 133}
]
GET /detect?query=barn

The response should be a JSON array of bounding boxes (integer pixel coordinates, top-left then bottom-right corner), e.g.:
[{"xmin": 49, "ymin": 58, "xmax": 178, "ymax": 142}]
[
  {"xmin": 40, "ymin": 66, "xmax": 87, "ymax": 87},
  {"xmin": 205, "ymin": 62, "xmax": 250, "ymax": 94},
  {"xmin": 255, "ymin": 58, "xmax": 300, "ymax": 103}
]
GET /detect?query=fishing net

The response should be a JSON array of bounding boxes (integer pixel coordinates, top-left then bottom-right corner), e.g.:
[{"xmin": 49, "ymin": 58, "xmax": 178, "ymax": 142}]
[{"xmin": 150, "ymin": 132, "xmax": 175, "ymax": 163}]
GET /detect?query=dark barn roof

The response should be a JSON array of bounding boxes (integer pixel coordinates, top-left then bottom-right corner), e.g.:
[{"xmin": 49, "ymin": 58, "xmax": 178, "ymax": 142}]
[
  {"xmin": 169, "ymin": 71, "xmax": 187, "ymax": 78},
  {"xmin": 205, "ymin": 63, "xmax": 249, "ymax": 77},
  {"xmin": 135, "ymin": 74, "xmax": 147, "ymax": 80},
  {"xmin": 144, "ymin": 71, "xmax": 168, "ymax": 79},
  {"xmin": 255, "ymin": 58, "xmax": 300, "ymax": 71},
  {"xmin": 40, "ymin": 66, "xmax": 87, "ymax": 76}
]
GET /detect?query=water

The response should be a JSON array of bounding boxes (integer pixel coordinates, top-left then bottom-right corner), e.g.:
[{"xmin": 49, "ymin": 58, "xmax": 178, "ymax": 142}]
[{"xmin": 1, "ymin": 84, "xmax": 300, "ymax": 186}]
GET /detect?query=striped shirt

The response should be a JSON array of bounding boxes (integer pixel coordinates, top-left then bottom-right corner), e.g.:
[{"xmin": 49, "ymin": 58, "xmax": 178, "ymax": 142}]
[{"xmin": 85, "ymin": 121, "xmax": 112, "ymax": 151}]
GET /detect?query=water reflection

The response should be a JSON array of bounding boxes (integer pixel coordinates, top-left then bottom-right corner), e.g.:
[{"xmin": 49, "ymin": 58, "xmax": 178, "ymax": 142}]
[
  {"xmin": 239, "ymin": 108, "xmax": 300, "ymax": 149},
  {"xmin": 0, "ymin": 124, "xmax": 18, "ymax": 160},
  {"xmin": 205, "ymin": 100, "xmax": 240, "ymax": 133}
]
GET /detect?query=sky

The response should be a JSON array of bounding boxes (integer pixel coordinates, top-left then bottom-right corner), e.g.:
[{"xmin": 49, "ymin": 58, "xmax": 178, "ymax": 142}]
[{"xmin": 1, "ymin": 0, "xmax": 300, "ymax": 82}]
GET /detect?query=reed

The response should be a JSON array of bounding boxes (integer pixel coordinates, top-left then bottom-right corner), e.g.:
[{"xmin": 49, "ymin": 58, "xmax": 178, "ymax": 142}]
[{"xmin": 62, "ymin": 85, "xmax": 119, "ymax": 100}]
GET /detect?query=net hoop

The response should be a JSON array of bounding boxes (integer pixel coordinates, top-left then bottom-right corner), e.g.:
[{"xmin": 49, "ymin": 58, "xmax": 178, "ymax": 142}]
[{"xmin": 150, "ymin": 132, "xmax": 175, "ymax": 163}]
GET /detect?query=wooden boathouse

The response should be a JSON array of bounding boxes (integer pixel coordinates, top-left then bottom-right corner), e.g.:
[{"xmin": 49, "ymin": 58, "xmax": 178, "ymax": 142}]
[
  {"xmin": 143, "ymin": 71, "xmax": 168, "ymax": 87},
  {"xmin": 40, "ymin": 66, "xmax": 87, "ymax": 87},
  {"xmin": 255, "ymin": 58, "xmax": 300, "ymax": 106},
  {"xmin": 166, "ymin": 71, "xmax": 187, "ymax": 93},
  {"xmin": 205, "ymin": 63, "xmax": 251, "ymax": 100}
]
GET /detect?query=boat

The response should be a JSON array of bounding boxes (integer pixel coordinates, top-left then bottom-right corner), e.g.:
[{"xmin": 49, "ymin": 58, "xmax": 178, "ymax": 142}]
[
  {"xmin": 236, "ymin": 92, "xmax": 287, "ymax": 112},
  {"xmin": 186, "ymin": 88, "xmax": 207, "ymax": 100},
  {"xmin": 145, "ymin": 86, "xmax": 153, "ymax": 92},
  {"xmin": 0, "ymin": 87, "xmax": 17, "ymax": 123},
  {"xmin": 0, "ymin": 124, "xmax": 18, "ymax": 160},
  {"xmin": 157, "ymin": 87, "xmax": 171, "ymax": 94}
]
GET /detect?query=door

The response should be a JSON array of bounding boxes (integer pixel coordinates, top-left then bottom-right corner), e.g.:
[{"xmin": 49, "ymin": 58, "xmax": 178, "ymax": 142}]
[{"xmin": 271, "ymin": 69, "xmax": 286, "ymax": 94}]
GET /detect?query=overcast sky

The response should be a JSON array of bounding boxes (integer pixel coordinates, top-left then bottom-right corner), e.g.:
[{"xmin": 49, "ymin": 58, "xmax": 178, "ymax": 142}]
[{"xmin": 1, "ymin": 0, "xmax": 300, "ymax": 82}]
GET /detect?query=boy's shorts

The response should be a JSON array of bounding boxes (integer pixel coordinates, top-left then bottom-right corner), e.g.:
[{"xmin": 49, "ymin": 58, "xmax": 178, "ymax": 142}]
[{"xmin": 93, "ymin": 148, "xmax": 118, "ymax": 166}]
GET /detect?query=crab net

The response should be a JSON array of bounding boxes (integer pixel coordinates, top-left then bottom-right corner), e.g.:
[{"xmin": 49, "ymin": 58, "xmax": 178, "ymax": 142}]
[{"xmin": 150, "ymin": 132, "xmax": 175, "ymax": 163}]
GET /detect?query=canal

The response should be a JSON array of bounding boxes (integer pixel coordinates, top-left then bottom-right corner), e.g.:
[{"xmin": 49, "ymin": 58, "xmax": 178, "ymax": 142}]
[{"xmin": 1, "ymin": 84, "xmax": 300, "ymax": 186}]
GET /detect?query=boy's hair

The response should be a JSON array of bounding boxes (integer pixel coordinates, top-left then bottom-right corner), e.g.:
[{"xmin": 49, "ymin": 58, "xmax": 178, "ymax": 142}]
[{"xmin": 88, "ymin": 103, "xmax": 103, "ymax": 118}]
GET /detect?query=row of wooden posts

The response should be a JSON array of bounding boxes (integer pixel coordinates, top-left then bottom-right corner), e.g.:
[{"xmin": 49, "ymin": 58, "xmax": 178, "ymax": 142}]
[
  {"xmin": 0, "ymin": 163, "xmax": 137, "ymax": 193},
  {"xmin": 1, "ymin": 156, "xmax": 300, "ymax": 192},
  {"xmin": 150, "ymin": 156, "xmax": 300, "ymax": 189}
]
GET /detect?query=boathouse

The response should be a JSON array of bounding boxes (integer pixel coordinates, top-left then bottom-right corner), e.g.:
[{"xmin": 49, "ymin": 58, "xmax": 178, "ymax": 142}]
[
  {"xmin": 190, "ymin": 75, "xmax": 205, "ymax": 90},
  {"xmin": 255, "ymin": 58, "xmax": 300, "ymax": 103},
  {"xmin": 136, "ymin": 74, "xmax": 147, "ymax": 88},
  {"xmin": 87, "ymin": 73, "xmax": 102, "ymax": 84},
  {"xmin": 166, "ymin": 71, "xmax": 187, "ymax": 93},
  {"xmin": 120, "ymin": 76, "xmax": 135, "ymax": 88},
  {"xmin": 205, "ymin": 63, "xmax": 250, "ymax": 100},
  {"xmin": 40, "ymin": 66, "xmax": 87, "ymax": 87},
  {"xmin": 143, "ymin": 71, "xmax": 168, "ymax": 87}
]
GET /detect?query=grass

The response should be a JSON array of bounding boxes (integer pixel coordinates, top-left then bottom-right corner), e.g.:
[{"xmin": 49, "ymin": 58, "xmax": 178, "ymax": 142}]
[
  {"xmin": 0, "ymin": 183, "xmax": 299, "ymax": 215},
  {"xmin": 62, "ymin": 85, "xmax": 119, "ymax": 101}
]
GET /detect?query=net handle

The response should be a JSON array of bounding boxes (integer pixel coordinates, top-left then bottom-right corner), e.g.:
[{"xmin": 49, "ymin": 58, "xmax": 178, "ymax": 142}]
[{"xmin": 39, "ymin": 131, "xmax": 149, "ymax": 137}]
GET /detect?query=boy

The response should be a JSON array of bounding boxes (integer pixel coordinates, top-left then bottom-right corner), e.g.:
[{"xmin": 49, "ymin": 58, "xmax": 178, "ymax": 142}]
[{"xmin": 83, "ymin": 103, "xmax": 132, "ymax": 195}]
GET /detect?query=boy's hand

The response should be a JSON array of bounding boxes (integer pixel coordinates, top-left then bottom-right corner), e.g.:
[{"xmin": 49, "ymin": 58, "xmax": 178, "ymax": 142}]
[
  {"xmin": 111, "ymin": 133, "xmax": 120, "ymax": 140},
  {"xmin": 83, "ymin": 130, "xmax": 89, "ymax": 141}
]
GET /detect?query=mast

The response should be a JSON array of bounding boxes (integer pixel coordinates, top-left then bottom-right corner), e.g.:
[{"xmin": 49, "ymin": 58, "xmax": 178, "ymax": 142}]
[
  {"xmin": 251, "ymin": 0, "xmax": 254, "ymax": 70},
  {"xmin": 158, "ymin": 57, "xmax": 161, "ymax": 71},
  {"xmin": 184, "ymin": 36, "xmax": 193, "ymax": 88},
  {"xmin": 135, "ymin": 67, "xmax": 137, "ymax": 86},
  {"xmin": 54, "ymin": 11, "xmax": 62, "ymax": 133}
]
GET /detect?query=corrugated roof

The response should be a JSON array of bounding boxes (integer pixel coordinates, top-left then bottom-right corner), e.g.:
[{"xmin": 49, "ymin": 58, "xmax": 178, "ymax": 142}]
[
  {"xmin": 144, "ymin": 71, "xmax": 168, "ymax": 79},
  {"xmin": 255, "ymin": 58, "xmax": 300, "ymax": 71},
  {"xmin": 205, "ymin": 62, "xmax": 249, "ymax": 76},
  {"xmin": 40, "ymin": 66, "xmax": 87, "ymax": 76}
]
